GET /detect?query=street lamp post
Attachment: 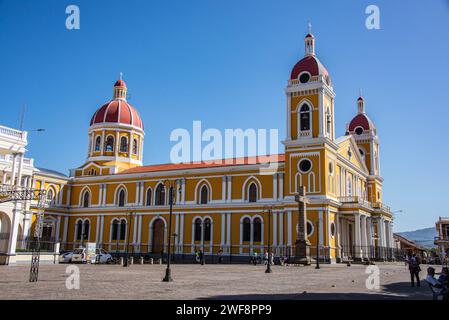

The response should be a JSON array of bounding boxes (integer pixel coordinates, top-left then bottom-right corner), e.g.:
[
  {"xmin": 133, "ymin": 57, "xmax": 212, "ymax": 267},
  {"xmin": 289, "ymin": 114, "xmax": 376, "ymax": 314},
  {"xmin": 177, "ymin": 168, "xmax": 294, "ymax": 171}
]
[
  {"xmin": 162, "ymin": 179, "xmax": 180, "ymax": 282},
  {"xmin": 263, "ymin": 205, "xmax": 273, "ymax": 274},
  {"xmin": 315, "ymin": 219, "xmax": 320, "ymax": 269},
  {"xmin": 124, "ymin": 210, "xmax": 134, "ymax": 267}
]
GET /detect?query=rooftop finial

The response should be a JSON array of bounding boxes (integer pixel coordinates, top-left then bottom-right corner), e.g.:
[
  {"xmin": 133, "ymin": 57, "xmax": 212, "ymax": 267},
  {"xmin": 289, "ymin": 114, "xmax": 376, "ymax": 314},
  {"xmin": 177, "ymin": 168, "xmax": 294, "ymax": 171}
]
[
  {"xmin": 304, "ymin": 22, "xmax": 315, "ymax": 56},
  {"xmin": 308, "ymin": 21, "xmax": 312, "ymax": 34},
  {"xmin": 119, "ymin": 72, "xmax": 123, "ymax": 81},
  {"xmin": 357, "ymin": 90, "xmax": 365, "ymax": 114},
  {"xmin": 359, "ymin": 88, "xmax": 363, "ymax": 98}
]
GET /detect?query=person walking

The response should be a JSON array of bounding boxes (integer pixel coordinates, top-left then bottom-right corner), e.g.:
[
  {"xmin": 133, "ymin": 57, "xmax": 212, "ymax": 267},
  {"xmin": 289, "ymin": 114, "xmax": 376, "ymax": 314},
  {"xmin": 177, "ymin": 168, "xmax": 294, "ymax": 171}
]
[
  {"xmin": 408, "ymin": 253, "xmax": 421, "ymax": 287},
  {"xmin": 199, "ymin": 249, "xmax": 204, "ymax": 265},
  {"xmin": 217, "ymin": 248, "xmax": 223, "ymax": 264}
]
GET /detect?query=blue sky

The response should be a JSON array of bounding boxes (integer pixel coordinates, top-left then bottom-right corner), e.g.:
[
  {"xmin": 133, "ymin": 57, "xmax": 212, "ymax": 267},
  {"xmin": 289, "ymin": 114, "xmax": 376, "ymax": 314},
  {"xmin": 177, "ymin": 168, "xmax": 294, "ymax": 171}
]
[{"xmin": 1, "ymin": 0, "xmax": 448, "ymax": 232}]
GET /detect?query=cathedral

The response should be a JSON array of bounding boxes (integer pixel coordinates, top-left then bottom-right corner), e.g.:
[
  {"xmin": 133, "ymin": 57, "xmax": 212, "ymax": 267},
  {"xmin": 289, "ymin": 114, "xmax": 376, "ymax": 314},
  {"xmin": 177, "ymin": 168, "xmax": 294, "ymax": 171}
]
[{"xmin": 2, "ymin": 31, "xmax": 395, "ymax": 264}]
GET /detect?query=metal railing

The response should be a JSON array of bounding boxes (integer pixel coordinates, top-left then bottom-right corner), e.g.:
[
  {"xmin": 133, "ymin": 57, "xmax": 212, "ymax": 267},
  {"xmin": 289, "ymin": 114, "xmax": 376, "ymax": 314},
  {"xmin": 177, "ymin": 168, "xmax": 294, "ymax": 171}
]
[{"xmin": 0, "ymin": 125, "xmax": 26, "ymax": 139}]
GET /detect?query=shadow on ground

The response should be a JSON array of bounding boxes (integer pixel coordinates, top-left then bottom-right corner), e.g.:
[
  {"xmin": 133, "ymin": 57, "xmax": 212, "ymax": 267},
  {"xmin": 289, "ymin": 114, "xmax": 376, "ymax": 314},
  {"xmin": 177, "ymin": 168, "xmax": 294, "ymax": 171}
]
[{"xmin": 201, "ymin": 282, "xmax": 432, "ymax": 300}]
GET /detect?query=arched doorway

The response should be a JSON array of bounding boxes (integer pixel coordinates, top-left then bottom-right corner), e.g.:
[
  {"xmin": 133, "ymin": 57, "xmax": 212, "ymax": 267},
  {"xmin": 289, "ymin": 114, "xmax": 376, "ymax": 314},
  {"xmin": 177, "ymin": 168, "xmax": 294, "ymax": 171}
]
[
  {"xmin": 152, "ymin": 219, "xmax": 165, "ymax": 253},
  {"xmin": 0, "ymin": 212, "xmax": 11, "ymax": 253}
]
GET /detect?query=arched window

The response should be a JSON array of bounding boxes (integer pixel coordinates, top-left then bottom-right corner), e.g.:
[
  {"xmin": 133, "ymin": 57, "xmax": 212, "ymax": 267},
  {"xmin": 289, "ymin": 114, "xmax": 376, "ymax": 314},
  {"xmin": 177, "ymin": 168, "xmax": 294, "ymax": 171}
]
[
  {"xmin": 242, "ymin": 218, "xmax": 251, "ymax": 242},
  {"xmin": 83, "ymin": 220, "xmax": 90, "ymax": 240},
  {"xmin": 120, "ymin": 136, "xmax": 128, "ymax": 153},
  {"xmin": 118, "ymin": 189, "xmax": 126, "ymax": 207},
  {"xmin": 120, "ymin": 220, "xmax": 126, "ymax": 241},
  {"xmin": 46, "ymin": 188, "xmax": 54, "ymax": 204},
  {"xmin": 76, "ymin": 220, "xmax": 83, "ymax": 240},
  {"xmin": 105, "ymin": 136, "xmax": 114, "ymax": 152},
  {"xmin": 132, "ymin": 138, "xmax": 138, "ymax": 155},
  {"xmin": 299, "ymin": 104, "xmax": 311, "ymax": 131},
  {"xmin": 200, "ymin": 185, "xmax": 208, "ymax": 204},
  {"xmin": 94, "ymin": 136, "xmax": 101, "ymax": 151},
  {"xmin": 155, "ymin": 184, "xmax": 165, "ymax": 206},
  {"xmin": 146, "ymin": 188, "xmax": 152, "ymax": 206},
  {"xmin": 204, "ymin": 218, "xmax": 211, "ymax": 241},
  {"xmin": 248, "ymin": 183, "xmax": 257, "ymax": 203},
  {"xmin": 194, "ymin": 218, "xmax": 202, "ymax": 241},
  {"xmin": 111, "ymin": 220, "xmax": 119, "ymax": 241},
  {"xmin": 253, "ymin": 218, "xmax": 262, "ymax": 242},
  {"xmin": 82, "ymin": 191, "xmax": 90, "ymax": 208}
]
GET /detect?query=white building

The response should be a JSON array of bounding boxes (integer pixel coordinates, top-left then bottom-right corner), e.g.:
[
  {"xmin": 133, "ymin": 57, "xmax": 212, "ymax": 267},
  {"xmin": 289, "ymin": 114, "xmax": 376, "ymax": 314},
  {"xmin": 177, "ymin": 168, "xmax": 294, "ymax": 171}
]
[{"xmin": 0, "ymin": 125, "xmax": 36, "ymax": 265}]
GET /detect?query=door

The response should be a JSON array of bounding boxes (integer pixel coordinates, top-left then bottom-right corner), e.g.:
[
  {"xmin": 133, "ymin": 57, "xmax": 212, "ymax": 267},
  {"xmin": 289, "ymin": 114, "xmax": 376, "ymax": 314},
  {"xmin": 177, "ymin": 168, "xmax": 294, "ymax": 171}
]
[{"xmin": 152, "ymin": 219, "xmax": 164, "ymax": 253}]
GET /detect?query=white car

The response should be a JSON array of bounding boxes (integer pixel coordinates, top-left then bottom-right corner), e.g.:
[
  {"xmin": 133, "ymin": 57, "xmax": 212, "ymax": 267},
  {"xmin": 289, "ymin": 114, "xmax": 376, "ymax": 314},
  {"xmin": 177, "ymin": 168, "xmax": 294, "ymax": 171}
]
[
  {"xmin": 71, "ymin": 248, "xmax": 87, "ymax": 263},
  {"xmin": 94, "ymin": 248, "xmax": 113, "ymax": 264},
  {"xmin": 59, "ymin": 251, "xmax": 73, "ymax": 263}
]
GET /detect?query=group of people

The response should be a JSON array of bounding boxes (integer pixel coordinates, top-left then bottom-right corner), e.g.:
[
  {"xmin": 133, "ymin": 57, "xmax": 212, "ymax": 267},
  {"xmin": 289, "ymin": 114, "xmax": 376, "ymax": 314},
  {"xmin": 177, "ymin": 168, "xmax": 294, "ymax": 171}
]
[
  {"xmin": 251, "ymin": 250, "xmax": 276, "ymax": 266},
  {"xmin": 194, "ymin": 248, "xmax": 224, "ymax": 264},
  {"xmin": 406, "ymin": 253, "xmax": 449, "ymax": 300}
]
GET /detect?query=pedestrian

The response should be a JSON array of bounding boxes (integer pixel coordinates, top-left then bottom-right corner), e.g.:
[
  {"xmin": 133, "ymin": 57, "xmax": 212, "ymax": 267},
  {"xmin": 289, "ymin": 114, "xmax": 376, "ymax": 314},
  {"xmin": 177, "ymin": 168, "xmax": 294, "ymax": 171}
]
[
  {"xmin": 408, "ymin": 253, "xmax": 421, "ymax": 287},
  {"xmin": 199, "ymin": 249, "xmax": 204, "ymax": 265},
  {"xmin": 263, "ymin": 250, "xmax": 269, "ymax": 265},
  {"xmin": 217, "ymin": 248, "xmax": 223, "ymax": 264}
]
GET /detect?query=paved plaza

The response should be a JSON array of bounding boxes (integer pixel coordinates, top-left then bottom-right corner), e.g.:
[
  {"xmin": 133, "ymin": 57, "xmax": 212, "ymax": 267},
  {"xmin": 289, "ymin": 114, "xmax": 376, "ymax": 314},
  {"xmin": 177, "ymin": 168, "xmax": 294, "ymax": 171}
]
[{"xmin": 0, "ymin": 262, "xmax": 436, "ymax": 300}]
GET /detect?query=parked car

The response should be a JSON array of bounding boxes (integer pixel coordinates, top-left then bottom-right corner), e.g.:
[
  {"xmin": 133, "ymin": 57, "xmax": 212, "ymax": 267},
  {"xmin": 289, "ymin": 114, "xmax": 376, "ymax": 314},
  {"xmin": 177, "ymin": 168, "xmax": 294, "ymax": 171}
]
[
  {"xmin": 59, "ymin": 251, "xmax": 73, "ymax": 263},
  {"xmin": 94, "ymin": 248, "xmax": 113, "ymax": 264},
  {"xmin": 71, "ymin": 248, "xmax": 87, "ymax": 263}
]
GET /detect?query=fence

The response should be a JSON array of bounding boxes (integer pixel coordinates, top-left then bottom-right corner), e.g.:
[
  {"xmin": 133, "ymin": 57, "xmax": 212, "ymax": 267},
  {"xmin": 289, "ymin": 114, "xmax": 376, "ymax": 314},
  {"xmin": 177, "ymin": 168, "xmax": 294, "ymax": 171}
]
[{"xmin": 340, "ymin": 245, "xmax": 406, "ymax": 262}]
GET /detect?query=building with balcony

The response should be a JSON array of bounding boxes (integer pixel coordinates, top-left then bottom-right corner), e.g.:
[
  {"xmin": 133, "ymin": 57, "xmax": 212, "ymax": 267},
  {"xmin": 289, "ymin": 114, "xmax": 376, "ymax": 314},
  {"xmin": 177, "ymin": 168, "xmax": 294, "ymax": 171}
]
[
  {"xmin": 0, "ymin": 125, "xmax": 36, "ymax": 264},
  {"xmin": 435, "ymin": 217, "xmax": 449, "ymax": 259}
]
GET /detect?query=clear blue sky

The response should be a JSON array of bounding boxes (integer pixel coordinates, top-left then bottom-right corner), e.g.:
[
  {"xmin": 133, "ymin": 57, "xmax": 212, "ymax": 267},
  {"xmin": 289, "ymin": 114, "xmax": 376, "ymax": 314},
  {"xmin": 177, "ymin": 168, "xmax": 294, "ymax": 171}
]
[{"xmin": 1, "ymin": 0, "xmax": 448, "ymax": 232}]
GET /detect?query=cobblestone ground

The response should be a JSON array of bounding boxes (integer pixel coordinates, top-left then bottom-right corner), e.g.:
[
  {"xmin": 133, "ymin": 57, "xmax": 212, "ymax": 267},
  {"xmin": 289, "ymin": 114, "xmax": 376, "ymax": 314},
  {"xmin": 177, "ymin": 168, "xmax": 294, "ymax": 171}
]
[{"xmin": 0, "ymin": 262, "xmax": 436, "ymax": 300}]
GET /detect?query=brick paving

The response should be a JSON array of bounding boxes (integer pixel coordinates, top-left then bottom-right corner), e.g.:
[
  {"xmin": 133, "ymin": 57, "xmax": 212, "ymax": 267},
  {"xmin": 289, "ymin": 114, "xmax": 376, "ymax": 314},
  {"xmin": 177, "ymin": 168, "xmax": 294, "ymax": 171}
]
[{"xmin": 0, "ymin": 262, "xmax": 436, "ymax": 300}]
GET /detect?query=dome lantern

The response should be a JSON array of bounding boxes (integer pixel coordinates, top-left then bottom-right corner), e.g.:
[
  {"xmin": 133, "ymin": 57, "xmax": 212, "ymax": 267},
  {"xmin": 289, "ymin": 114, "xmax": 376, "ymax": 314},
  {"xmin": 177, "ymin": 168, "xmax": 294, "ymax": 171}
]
[
  {"xmin": 305, "ymin": 23, "xmax": 315, "ymax": 56},
  {"xmin": 113, "ymin": 72, "xmax": 127, "ymax": 100}
]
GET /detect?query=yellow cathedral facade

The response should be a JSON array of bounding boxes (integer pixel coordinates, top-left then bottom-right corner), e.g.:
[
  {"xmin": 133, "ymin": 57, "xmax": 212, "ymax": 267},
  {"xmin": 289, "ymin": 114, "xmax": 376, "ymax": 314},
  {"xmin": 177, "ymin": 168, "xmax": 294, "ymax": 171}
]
[{"xmin": 29, "ymin": 31, "xmax": 395, "ymax": 264}]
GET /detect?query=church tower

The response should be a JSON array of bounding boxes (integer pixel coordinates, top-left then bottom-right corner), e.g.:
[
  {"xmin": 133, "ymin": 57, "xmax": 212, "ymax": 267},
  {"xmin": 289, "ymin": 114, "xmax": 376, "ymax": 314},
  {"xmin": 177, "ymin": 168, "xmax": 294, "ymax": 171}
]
[
  {"xmin": 283, "ymin": 28, "xmax": 336, "ymax": 198},
  {"xmin": 346, "ymin": 95, "xmax": 382, "ymax": 203},
  {"xmin": 72, "ymin": 77, "xmax": 145, "ymax": 177}
]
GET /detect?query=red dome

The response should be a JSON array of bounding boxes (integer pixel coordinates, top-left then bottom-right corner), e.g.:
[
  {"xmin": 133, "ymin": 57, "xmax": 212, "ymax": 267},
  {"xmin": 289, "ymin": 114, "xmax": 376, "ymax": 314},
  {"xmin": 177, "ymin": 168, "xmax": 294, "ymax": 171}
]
[
  {"xmin": 90, "ymin": 99, "xmax": 144, "ymax": 130},
  {"xmin": 114, "ymin": 79, "xmax": 126, "ymax": 87},
  {"xmin": 348, "ymin": 113, "xmax": 375, "ymax": 132},
  {"xmin": 290, "ymin": 55, "xmax": 330, "ymax": 81}
]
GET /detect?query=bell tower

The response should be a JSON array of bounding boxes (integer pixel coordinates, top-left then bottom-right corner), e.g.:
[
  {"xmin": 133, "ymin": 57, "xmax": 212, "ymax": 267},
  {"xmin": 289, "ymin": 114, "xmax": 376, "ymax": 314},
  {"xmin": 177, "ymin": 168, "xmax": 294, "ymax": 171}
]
[{"xmin": 284, "ymin": 29, "xmax": 336, "ymax": 144}]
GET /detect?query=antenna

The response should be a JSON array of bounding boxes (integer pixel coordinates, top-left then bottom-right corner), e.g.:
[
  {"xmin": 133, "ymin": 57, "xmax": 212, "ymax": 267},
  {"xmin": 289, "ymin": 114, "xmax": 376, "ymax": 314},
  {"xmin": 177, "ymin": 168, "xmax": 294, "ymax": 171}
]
[{"xmin": 19, "ymin": 104, "xmax": 26, "ymax": 131}]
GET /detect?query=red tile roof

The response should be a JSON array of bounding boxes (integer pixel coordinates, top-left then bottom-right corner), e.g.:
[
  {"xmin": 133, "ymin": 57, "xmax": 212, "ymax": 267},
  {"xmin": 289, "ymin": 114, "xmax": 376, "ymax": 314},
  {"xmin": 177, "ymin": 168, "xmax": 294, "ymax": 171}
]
[{"xmin": 120, "ymin": 154, "xmax": 285, "ymax": 174}]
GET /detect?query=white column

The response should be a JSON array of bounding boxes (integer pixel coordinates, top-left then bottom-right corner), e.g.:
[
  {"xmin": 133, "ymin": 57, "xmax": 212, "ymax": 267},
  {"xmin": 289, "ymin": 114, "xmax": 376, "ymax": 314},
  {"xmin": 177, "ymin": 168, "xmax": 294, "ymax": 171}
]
[
  {"xmin": 272, "ymin": 211, "xmax": 277, "ymax": 250},
  {"xmin": 55, "ymin": 215, "xmax": 62, "ymax": 242},
  {"xmin": 179, "ymin": 214, "xmax": 184, "ymax": 253},
  {"xmin": 181, "ymin": 178, "xmax": 186, "ymax": 204},
  {"xmin": 222, "ymin": 176, "xmax": 226, "ymax": 202},
  {"xmin": 354, "ymin": 213, "xmax": 362, "ymax": 259},
  {"xmin": 7, "ymin": 206, "xmax": 21, "ymax": 259},
  {"xmin": 226, "ymin": 213, "xmax": 231, "ymax": 254},
  {"xmin": 278, "ymin": 211, "xmax": 284, "ymax": 248},
  {"xmin": 10, "ymin": 154, "xmax": 17, "ymax": 185},
  {"xmin": 220, "ymin": 213, "xmax": 225, "ymax": 248},
  {"xmin": 227, "ymin": 176, "xmax": 232, "ymax": 202},
  {"xmin": 66, "ymin": 185, "xmax": 72, "ymax": 206},
  {"xmin": 318, "ymin": 210, "xmax": 324, "ymax": 246},
  {"xmin": 2, "ymin": 171, "xmax": 7, "ymax": 184},
  {"xmin": 287, "ymin": 210, "xmax": 292, "ymax": 249},
  {"xmin": 63, "ymin": 216, "xmax": 69, "ymax": 244},
  {"xmin": 336, "ymin": 216, "xmax": 341, "ymax": 260},
  {"xmin": 174, "ymin": 213, "xmax": 179, "ymax": 253},
  {"xmin": 273, "ymin": 174, "xmax": 277, "ymax": 201},
  {"xmin": 209, "ymin": 220, "xmax": 213, "ymax": 253},
  {"xmin": 133, "ymin": 214, "xmax": 138, "ymax": 246},
  {"xmin": 278, "ymin": 173, "xmax": 283, "ymax": 200},
  {"xmin": 318, "ymin": 88, "xmax": 324, "ymax": 137},
  {"xmin": 16, "ymin": 154, "xmax": 24, "ymax": 186},
  {"xmin": 361, "ymin": 215, "xmax": 367, "ymax": 258}
]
